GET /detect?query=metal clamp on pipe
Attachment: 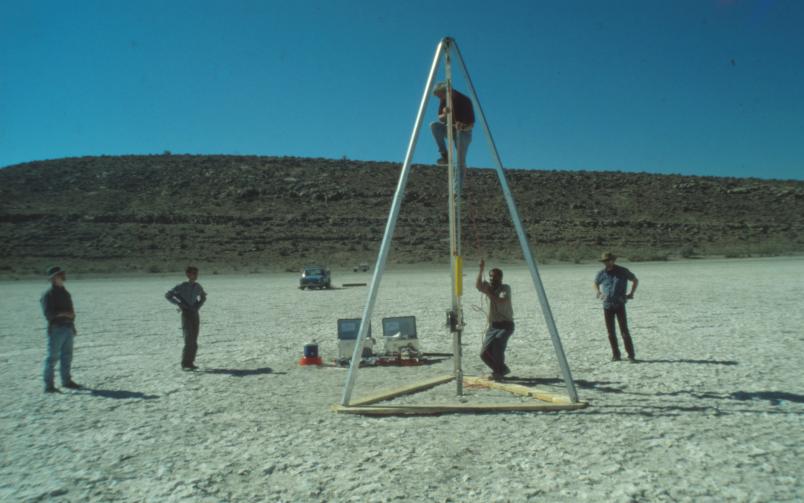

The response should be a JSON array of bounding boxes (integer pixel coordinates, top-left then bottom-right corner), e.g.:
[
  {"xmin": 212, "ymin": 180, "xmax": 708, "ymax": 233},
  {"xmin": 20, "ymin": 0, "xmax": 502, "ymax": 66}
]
[{"xmin": 445, "ymin": 309, "xmax": 463, "ymax": 333}]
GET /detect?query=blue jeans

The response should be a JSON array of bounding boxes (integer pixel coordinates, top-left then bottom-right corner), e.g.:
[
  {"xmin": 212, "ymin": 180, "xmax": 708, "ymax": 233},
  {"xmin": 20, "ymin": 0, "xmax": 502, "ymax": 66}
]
[
  {"xmin": 481, "ymin": 322, "xmax": 514, "ymax": 374},
  {"xmin": 44, "ymin": 324, "xmax": 75, "ymax": 387},
  {"xmin": 431, "ymin": 121, "xmax": 472, "ymax": 193},
  {"xmin": 604, "ymin": 305, "xmax": 635, "ymax": 359}
]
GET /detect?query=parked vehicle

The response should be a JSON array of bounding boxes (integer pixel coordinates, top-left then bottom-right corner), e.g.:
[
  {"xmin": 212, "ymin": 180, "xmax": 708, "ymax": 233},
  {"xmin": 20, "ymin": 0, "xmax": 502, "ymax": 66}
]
[
  {"xmin": 299, "ymin": 265, "xmax": 331, "ymax": 289},
  {"xmin": 353, "ymin": 262, "xmax": 370, "ymax": 272}
]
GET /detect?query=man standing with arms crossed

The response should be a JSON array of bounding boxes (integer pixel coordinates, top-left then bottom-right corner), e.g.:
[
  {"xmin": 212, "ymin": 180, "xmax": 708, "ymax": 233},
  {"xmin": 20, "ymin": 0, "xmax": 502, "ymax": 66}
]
[{"xmin": 166, "ymin": 266, "xmax": 207, "ymax": 371}]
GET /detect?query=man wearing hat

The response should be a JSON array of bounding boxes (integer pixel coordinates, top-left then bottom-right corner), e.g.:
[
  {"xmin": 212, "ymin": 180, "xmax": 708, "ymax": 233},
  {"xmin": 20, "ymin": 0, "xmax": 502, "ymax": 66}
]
[
  {"xmin": 593, "ymin": 252, "xmax": 639, "ymax": 362},
  {"xmin": 40, "ymin": 266, "xmax": 81, "ymax": 392},
  {"xmin": 431, "ymin": 81, "xmax": 474, "ymax": 193}
]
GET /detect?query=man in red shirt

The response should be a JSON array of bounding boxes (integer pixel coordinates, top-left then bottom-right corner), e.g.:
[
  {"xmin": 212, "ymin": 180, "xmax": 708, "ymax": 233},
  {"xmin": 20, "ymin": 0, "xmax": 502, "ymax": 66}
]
[{"xmin": 431, "ymin": 82, "xmax": 474, "ymax": 193}]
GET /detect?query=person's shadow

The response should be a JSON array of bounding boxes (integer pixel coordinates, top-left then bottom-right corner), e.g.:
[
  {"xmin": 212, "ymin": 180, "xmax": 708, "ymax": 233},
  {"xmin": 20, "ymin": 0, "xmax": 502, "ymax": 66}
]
[
  {"xmin": 86, "ymin": 388, "xmax": 160, "ymax": 400},
  {"xmin": 199, "ymin": 367, "xmax": 281, "ymax": 377}
]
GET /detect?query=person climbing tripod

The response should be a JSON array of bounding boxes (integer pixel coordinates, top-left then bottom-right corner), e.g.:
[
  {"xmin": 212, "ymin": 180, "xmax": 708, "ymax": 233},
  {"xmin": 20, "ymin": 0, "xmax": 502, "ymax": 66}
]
[{"xmin": 431, "ymin": 81, "xmax": 474, "ymax": 194}]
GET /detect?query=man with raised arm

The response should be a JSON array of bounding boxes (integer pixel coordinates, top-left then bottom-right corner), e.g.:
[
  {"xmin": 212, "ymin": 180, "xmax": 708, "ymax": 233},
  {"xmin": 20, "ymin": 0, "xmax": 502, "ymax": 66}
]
[{"xmin": 476, "ymin": 259, "xmax": 515, "ymax": 379}]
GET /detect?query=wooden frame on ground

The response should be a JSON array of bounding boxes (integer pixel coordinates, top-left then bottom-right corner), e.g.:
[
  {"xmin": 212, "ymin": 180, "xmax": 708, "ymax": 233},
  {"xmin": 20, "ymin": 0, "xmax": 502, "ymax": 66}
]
[{"xmin": 332, "ymin": 374, "xmax": 588, "ymax": 416}]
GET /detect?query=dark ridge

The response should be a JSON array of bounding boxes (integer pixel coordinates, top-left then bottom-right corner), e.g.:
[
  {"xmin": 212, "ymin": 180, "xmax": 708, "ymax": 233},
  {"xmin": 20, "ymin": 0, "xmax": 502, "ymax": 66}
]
[{"xmin": 1, "ymin": 154, "xmax": 802, "ymax": 274}]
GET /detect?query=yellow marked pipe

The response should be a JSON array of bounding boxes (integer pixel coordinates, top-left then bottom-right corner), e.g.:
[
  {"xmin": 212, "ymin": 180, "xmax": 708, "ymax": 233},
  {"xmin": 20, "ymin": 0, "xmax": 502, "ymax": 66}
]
[{"xmin": 454, "ymin": 255, "xmax": 463, "ymax": 297}]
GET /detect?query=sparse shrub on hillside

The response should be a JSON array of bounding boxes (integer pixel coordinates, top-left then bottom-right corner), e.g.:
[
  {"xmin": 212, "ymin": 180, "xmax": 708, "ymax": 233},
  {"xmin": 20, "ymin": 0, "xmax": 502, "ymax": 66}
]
[
  {"xmin": 627, "ymin": 250, "xmax": 670, "ymax": 262},
  {"xmin": 680, "ymin": 245, "xmax": 696, "ymax": 258},
  {"xmin": 721, "ymin": 240, "xmax": 790, "ymax": 259},
  {"xmin": 724, "ymin": 250, "xmax": 751, "ymax": 258}
]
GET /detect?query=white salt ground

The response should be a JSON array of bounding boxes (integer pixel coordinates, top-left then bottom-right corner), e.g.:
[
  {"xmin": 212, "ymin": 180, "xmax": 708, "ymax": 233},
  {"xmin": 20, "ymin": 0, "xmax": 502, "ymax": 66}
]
[{"xmin": 1, "ymin": 257, "xmax": 802, "ymax": 502}]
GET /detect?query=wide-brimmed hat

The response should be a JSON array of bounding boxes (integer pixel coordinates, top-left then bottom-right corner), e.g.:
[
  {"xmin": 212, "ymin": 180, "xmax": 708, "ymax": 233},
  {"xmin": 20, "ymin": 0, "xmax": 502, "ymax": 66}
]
[
  {"xmin": 47, "ymin": 266, "xmax": 66, "ymax": 279},
  {"xmin": 599, "ymin": 252, "xmax": 617, "ymax": 262}
]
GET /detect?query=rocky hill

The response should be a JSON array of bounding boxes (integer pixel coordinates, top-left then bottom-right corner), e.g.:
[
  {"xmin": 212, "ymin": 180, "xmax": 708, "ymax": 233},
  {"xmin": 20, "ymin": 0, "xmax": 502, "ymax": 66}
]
[{"xmin": 1, "ymin": 154, "xmax": 802, "ymax": 275}]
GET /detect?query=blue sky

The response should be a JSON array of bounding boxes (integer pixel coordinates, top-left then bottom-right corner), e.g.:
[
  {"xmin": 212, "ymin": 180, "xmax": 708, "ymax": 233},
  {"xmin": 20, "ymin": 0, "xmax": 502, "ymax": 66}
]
[{"xmin": 1, "ymin": 0, "xmax": 802, "ymax": 180}]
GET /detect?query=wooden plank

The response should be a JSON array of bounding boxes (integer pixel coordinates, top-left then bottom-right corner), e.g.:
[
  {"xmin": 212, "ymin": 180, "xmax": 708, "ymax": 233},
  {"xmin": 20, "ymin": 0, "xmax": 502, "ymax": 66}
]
[
  {"xmin": 463, "ymin": 376, "xmax": 574, "ymax": 404},
  {"xmin": 332, "ymin": 401, "xmax": 588, "ymax": 416},
  {"xmin": 348, "ymin": 374, "xmax": 455, "ymax": 406}
]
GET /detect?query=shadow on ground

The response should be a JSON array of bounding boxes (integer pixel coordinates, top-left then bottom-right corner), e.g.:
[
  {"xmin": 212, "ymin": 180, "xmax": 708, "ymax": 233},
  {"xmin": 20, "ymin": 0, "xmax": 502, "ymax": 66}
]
[
  {"xmin": 88, "ymin": 389, "xmax": 160, "ymax": 400},
  {"xmin": 505, "ymin": 377, "xmax": 626, "ymax": 394},
  {"xmin": 200, "ymin": 367, "xmax": 281, "ymax": 377},
  {"xmin": 694, "ymin": 390, "xmax": 804, "ymax": 405},
  {"xmin": 578, "ymin": 388, "xmax": 804, "ymax": 417},
  {"xmin": 637, "ymin": 359, "xmax": 739, "ymax": 365}
]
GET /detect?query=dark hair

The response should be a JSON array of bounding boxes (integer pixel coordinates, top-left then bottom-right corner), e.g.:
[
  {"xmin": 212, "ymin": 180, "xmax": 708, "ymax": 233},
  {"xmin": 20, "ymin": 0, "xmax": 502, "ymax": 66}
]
[
  {"xmin": 491, "ymin": 268, "xmax": 503, "ymax": 280},
  {"xmin": 186, "ymin": 266, "xmax": 199, "ymax": 274}
]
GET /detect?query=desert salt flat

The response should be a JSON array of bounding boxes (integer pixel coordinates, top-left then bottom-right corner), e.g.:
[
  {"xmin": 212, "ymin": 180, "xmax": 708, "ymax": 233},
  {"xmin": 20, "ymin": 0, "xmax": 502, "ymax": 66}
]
[{"xmin": 1, "ymin": 257, "xmax": 803, "ymax": 502}]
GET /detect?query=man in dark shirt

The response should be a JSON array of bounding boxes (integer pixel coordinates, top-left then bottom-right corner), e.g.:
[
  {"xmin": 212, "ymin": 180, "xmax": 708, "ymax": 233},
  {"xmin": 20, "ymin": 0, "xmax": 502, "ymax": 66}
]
[
  {"xmin": 40, "ymin": 266, "xmax": 81, "ymax": 392},
  {"xmin": 431, "ymin": 81, "xmax": 474, "ymax": 193},
  {"xmin": 593, "ymin": 252, "xmax": 639, "ymax": 362},
  {"xmin": 165, "ymin": 266, "xmax": 207, "ymax": 370}
]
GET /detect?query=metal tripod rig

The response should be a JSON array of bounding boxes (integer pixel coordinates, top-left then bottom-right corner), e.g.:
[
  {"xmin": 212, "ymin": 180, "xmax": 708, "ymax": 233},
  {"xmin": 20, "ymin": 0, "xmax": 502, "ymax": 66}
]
[{"xmin": 340, "ymin": 37, "xmax": 579, "ymax": 406}]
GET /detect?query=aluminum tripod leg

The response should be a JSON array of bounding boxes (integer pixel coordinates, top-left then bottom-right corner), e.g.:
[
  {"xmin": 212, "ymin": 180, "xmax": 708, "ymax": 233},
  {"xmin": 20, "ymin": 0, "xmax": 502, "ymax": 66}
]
[
  {"xmin": 451, "ymin": 41, "xmax": 580, "ymax": 403},
  {"xmin": 340, "ymin": 40, "xmax": 446, "ymax": 406}
]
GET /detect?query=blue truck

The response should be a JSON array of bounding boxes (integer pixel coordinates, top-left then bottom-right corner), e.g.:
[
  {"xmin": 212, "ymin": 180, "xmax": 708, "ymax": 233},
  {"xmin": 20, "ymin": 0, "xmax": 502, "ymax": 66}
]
[{"xmin": 299, "ymin": 265, "xmax": 332, "ymax": 290}]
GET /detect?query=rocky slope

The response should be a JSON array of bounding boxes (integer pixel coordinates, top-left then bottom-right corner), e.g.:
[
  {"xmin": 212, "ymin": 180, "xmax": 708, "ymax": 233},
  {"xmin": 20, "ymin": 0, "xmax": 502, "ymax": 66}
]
[{"xmin": 1, "ymin": 154, "xmax": 802, "ymax": 274}]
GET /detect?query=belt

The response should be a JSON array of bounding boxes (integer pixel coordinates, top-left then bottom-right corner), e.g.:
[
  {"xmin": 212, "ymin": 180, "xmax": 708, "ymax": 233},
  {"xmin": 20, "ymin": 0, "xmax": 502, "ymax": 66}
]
[{"xmin": 491, "ymin": 321, "xmax": 514, "ymax": 330}]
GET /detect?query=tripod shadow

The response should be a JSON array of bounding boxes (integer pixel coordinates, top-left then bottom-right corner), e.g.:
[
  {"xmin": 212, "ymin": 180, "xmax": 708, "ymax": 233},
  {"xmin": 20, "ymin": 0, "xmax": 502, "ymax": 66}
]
[
  {"xmin": 504, "ymin": 376, "xmax": 626, "ymax": 394},
  {"xmin": 587, "ymin": 390, "xmax": 804, "ymax": 418},
  {"xmin": 200, "ymin": 367, "xmax": 282, "ymax": 377},
  {"xmin": 691, "ymin": 390, "xmax": 804, "ymax": 405},
  {"xmin": 582, "ymin": 404, "xmax": 726, "ymax": 418},
  {"xmin": 638, "ymin": 359, "xmax": 738, "ymax": 366}
]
